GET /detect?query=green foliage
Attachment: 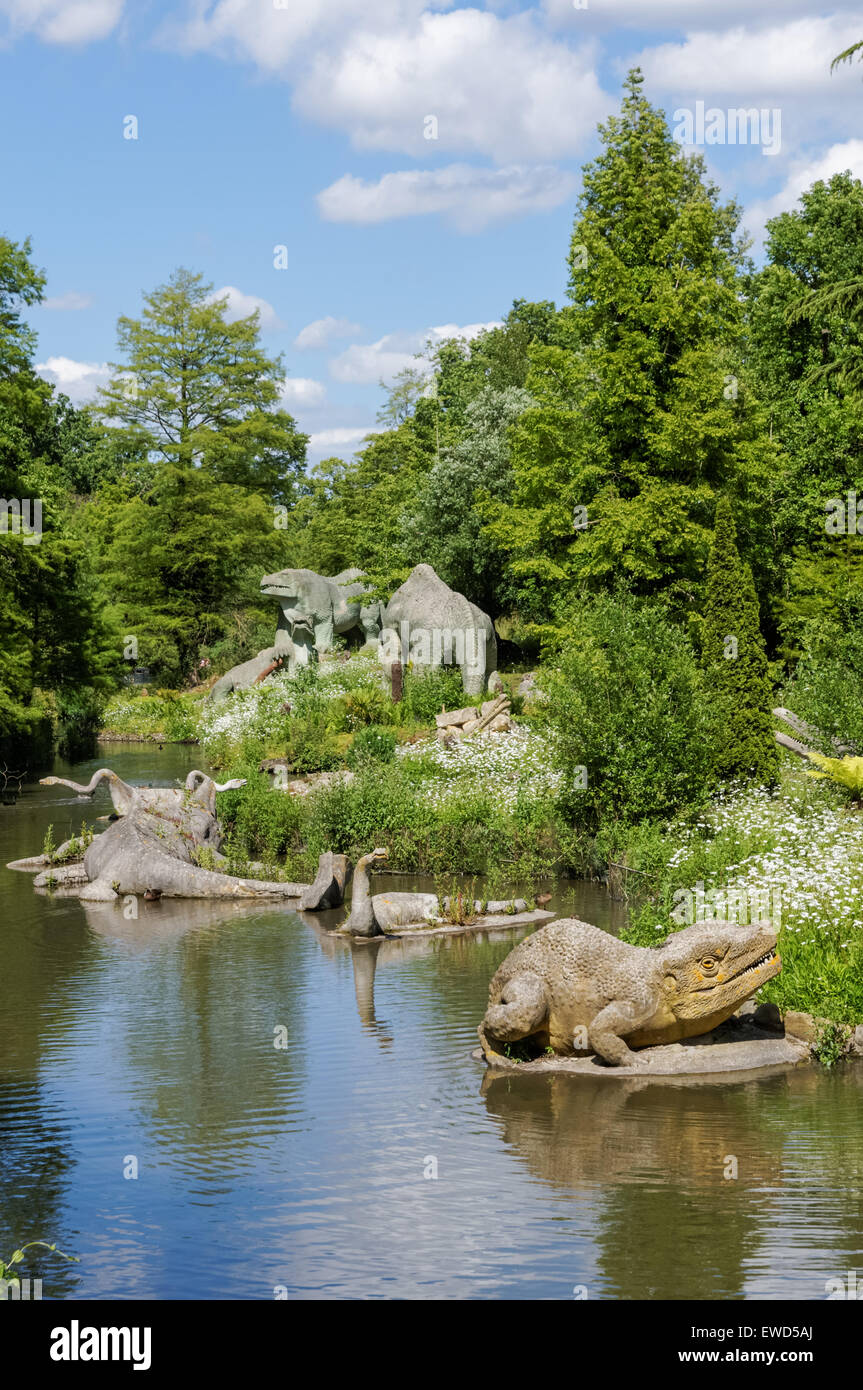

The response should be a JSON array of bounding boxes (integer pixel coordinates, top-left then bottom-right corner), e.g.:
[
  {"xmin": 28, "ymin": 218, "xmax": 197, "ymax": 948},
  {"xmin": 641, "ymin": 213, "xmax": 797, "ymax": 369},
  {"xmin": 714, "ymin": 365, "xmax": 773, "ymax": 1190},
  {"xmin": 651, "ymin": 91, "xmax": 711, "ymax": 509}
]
[
  {"xmin": 346, "ymin": 725, "xmax": 397, "ymax": 769},
  {"xmin": 0, "ymin": 1241, "xmax": 79, "ymax": 1292},
  {"xmin": 541, "ymin": 592, "xmax": 713, "ymax": 827},
  {"xmin": 813, "ymin": 1021, "xmax": 852, "ymax": 1069},
  {"xmin": 336, "ymin": 684, "xmax": 393, "ymax": 730},
  {"xmin": 702, "ymin": 497, "xmax": 779, "ymax": 783},
  {"xmin": 484, "ymin": 69, "xmax": 775, "ymax": 631},
  {"xmin": 96, "ymin": 267, "xmax": 307, "ymax": 503},
  {"xmin": 401, "ymin": 386, "xmax": 533, "ymax": 612},
  {"xmin": 399, "ymin": 666, "xmax": 473, "ymax": 725},
  {"xmin": 783, "ymin": 615, "xmax": 863, "ymax": 753},
  {"xmin": 805, "ymin": 753, "xmax": 863, "ymax": 799},
  {"xmin": 101, "ymin": 690, "xmax": 202, "ymax": 741}
]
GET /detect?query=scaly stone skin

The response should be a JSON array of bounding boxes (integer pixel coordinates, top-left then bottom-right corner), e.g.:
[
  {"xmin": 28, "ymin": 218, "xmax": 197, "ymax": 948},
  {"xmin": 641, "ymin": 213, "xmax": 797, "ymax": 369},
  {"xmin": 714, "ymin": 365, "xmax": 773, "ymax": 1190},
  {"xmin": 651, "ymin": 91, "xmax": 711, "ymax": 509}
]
[{"xmin": 479, "ymin": 917, "xmax": 781, "ymax": 1066}]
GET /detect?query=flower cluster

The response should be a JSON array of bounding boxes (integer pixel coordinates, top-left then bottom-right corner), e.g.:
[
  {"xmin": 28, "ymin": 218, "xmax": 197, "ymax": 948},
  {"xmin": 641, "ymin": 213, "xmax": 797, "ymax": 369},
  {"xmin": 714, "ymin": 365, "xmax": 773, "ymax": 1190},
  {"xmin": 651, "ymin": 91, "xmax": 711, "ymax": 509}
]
[{"xmin": 398, "ymin": 725, "xmax": 562, "ymax": 811}]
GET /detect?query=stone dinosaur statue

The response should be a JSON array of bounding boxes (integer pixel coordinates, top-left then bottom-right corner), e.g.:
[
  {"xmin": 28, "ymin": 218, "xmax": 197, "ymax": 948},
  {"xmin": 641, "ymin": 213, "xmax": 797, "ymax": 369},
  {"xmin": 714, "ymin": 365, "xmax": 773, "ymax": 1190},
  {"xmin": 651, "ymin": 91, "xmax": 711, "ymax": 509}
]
[
  {"xmin": 340, "ymin": 847, "xmax": 439, "ymax": 937},
  {"xmin": 207, "ymin": 646, "xmax": 290, "ymax": 703},
  {"xmin": 262, "ymin": 566, "xmax": 383, "ymax": 659},
  {"xmin": 7, "ymin": 768, "xmax": 347, "ymax": 908},
  {"xmin": 340, "ymin": 847, "xmax": 536, "ymax": 937},
  {"xmin": 478, "ymin": 917, "xmax": 781, "ymax": 1067},
  {"xmin": 379, "ymin": 563, "xmax": 497, "ymax": 696},
  {"xmin": 206, "ymin": 568, "xmax": 383, "ymax": 704}
]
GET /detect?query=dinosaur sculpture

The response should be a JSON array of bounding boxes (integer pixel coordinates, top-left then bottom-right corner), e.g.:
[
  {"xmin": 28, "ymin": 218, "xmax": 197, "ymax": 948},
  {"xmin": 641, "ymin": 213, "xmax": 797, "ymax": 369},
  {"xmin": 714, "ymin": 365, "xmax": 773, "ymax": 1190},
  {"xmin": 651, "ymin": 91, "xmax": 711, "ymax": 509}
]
[
  {"xmin": 207, "ymin": 646, "xmax": 292, "ymax": 703},
  {"xmin": 206, "ymin": 568, "xmax": 383, "ymax": 703},
  {"xmin": 479, "ymin": 918, "xmax": 781, "ymax": 1066},
  {"xmin": 262, "ymin": 567, "xmax": 383, "ymax": 659},
  {"xmin": 379, "ymin": 564, "xmax": 497, "ymax": 696},
  {"xmin": 7, "ymin": 768, "xmax": 347, "ymax": 908},
  {"xmin": 339, "ymin": 847, "xmax": 540, "ymax": 937},
  {"xmin": 340, "ymin": 847, "xmax": 439, "ymax": 937}
]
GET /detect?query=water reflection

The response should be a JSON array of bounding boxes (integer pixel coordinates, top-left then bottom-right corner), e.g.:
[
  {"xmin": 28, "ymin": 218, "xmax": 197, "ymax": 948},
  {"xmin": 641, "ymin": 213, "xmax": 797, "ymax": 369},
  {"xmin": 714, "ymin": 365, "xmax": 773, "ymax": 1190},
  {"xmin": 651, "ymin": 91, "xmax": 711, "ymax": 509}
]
[{"xmin": 1, "ymin": 746, "xmax": 862, "ymax": 1300}]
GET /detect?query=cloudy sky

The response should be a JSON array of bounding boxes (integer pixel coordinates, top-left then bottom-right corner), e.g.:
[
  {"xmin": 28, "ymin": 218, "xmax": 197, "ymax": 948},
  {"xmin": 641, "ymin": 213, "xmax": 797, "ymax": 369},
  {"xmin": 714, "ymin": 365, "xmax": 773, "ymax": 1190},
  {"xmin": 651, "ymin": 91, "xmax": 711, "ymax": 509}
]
[{"xmin": 3, "ymin": 0, "xmax": 862, "ymax": 463}]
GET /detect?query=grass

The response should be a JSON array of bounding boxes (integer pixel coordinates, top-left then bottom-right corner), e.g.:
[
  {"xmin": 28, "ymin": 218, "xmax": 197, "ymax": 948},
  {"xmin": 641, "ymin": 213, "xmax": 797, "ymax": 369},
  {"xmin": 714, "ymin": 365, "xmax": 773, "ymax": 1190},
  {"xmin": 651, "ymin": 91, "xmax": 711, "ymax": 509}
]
[{"xmin": 101, "ymin": 689, "xmax": 202, "ymax": 741}]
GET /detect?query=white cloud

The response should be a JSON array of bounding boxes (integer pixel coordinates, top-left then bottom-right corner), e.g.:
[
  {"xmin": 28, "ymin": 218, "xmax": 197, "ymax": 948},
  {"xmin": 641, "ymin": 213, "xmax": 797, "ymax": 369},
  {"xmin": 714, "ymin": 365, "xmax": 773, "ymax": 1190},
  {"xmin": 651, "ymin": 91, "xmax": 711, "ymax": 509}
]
[
  {"xmin": 279, "ymin": 376, "xmax": 327, "ymax": 407},
  {"xmin": 745, "ymin": 139, "xmax": 863, "ymax": 241},
  {"xmin": 36, "ymin": 355, "xmax": 110, "ymax": 404},
  {"xmin": 171, "ymin": 0, "xmax": 420, "ymax": 74},
  {"xmin": 329, "ymin": 320, "xmax": 501, "ymax": 385},
  {"xmin": 297, "ymin": 11, "xmax": 608, "ymax": 161},
  {"xmin": 308, "ymin": 426, "xmax": 381, "ymax": 457},
  {"xmin": 171, "ymin": 3, "xmax": 609, "ymax": 163},
  {"xmin": 40, "ymin": 291, "xmax": 92, "ymax": 310},
  {"xmin": 317, "ymin": 162, "xmax": 577, "ymax": 231},
  {"xmin": 632, "ymin": 17, "xmax": 863, "ymax": 97},
  {"xmin": 545, "ymin": 0, "xmax": 863, "ymax": 31},
  {"xmin": 0, "ymin": 0, "xmax": 123, "ymax": 44},
  {"xmin": 211, "ymin": 285, "xmax": 284, "ymax": 331},
  {"xmin": 293, "ymin": 315, "xmax": 362, "ymax": 350}
]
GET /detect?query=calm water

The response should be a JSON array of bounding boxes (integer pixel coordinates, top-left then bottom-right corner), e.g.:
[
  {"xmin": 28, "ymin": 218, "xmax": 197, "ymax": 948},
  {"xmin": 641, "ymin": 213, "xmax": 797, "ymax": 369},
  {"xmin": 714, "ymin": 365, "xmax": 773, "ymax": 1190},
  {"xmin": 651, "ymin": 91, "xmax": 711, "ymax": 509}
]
[{"xmin": 1, "ymin": 746, "xmax": 862, "ymax": 1301}]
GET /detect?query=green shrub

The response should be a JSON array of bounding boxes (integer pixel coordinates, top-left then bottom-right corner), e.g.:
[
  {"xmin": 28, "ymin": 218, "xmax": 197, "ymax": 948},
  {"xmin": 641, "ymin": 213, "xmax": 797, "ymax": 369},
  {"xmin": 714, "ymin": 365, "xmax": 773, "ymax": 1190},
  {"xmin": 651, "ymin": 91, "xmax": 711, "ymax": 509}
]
[
  {"xmin": 783, "ymin": 617, "xmax": 863, "ymax": 755},
  {"xmin": 336, "ymin": 685, "xmax": 393, "ymax": 730},
  {"xmin": 283, "ymin": 714, "xmax": 342, "ymax": 773},
  {"xmin": 399, "ymin": 667, "xmax": 474, "ymax": 725},
  {"xmin": 541, "ymin": 592, "xmax": 713, "ymax": 828},
  {"xmin": 702, "ymin": 498, "xmax": 779, "ymax": 785},
  {"xmin": 346, "ymin": 725, "xmax": 397, "ymax": 768}
]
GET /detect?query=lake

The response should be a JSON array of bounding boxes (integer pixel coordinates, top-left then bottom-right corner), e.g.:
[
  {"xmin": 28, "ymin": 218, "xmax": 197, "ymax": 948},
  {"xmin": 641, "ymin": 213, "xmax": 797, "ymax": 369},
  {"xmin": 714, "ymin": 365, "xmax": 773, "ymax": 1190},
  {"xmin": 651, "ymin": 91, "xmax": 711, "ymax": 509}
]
[{"xmin": 1, "ymin": 745, "xmax": 861, "ymax": 1300}]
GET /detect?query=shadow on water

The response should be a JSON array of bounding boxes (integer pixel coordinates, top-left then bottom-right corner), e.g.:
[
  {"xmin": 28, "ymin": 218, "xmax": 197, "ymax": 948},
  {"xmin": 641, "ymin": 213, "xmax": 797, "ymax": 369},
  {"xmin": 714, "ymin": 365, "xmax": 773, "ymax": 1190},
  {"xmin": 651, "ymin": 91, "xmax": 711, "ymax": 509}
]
[{"xmin": 1, "ymin": 745, "xmax": 862, "ymax": 1299}]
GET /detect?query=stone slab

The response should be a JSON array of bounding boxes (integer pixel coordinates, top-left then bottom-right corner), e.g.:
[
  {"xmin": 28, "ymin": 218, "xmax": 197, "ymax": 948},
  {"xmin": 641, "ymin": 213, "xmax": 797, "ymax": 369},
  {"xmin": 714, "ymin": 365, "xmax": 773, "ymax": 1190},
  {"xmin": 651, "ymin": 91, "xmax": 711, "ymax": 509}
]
[
  {"xmin": 474, "ymin": 1017, "xmax": 812, "ymax": 1081},
  {"xmin": 382, "ymin": 907, "xmax": 556, "ymax": 940}
]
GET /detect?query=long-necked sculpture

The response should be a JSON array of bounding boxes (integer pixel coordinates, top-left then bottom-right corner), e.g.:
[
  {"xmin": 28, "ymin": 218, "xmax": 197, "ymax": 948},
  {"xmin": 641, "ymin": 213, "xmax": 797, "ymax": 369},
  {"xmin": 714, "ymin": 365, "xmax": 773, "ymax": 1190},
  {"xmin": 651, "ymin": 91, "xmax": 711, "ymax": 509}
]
[{"xmin": 8, "ymin": 768, "xmax": 347, "ymax": 908}]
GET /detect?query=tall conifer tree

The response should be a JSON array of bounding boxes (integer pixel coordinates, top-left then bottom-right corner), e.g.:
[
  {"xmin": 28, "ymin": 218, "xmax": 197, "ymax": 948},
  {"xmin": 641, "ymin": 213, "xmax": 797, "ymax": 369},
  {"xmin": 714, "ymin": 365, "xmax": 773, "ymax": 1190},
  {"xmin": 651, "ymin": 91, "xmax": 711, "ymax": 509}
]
[{"xmin": 703, "ymin": 496, "xmax": 779, "ymax": 783}]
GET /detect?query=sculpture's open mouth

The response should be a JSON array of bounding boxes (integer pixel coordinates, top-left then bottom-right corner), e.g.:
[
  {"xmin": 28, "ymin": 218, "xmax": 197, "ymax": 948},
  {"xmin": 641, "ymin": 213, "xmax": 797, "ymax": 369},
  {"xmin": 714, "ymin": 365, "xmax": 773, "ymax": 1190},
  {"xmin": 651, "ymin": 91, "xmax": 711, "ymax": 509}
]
[
  {"xmin": 697, "ymin": 947, "xmax": 781, "ymax": 1002},
  {"xmin": 734, "ymin": 948, "xmax": 779, "ymax": 980}
]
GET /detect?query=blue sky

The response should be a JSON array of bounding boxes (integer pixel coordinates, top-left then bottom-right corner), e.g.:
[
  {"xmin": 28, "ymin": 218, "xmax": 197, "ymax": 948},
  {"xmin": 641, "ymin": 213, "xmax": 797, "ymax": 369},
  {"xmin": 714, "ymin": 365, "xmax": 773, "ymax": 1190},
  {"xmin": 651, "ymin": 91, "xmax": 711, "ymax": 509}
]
[{"xmin": 2, "ymin": 0, "xmax": 862, "ymax": 464}]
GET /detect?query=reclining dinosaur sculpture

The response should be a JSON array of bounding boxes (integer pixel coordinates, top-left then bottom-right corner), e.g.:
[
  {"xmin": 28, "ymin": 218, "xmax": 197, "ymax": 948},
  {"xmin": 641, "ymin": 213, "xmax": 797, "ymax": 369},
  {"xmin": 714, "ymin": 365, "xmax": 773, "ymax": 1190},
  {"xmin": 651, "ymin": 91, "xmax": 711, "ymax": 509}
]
[
  {"xmin": 8, "ymin": 768, "xmax": 347, "ymax": 908},
  {"xmin": 340, "ymin": 847, "xmax": 539, "ymax": 937},
  {"xmin": 340, "ymin": 847, "xmax": 439, "ymax": 936},
  {"xmin": 479, "ymin": 917, "xmax": 781, "ymax": 1066}
]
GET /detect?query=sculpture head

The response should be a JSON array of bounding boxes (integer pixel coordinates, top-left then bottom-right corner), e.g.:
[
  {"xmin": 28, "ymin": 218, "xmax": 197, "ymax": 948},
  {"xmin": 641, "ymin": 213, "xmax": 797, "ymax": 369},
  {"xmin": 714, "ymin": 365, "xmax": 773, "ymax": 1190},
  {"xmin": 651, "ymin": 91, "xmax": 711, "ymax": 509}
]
[
  {"xmin": 361, "ymin": 847, "xmax": 389, "ymax": 869},
  {"xmin": 655, "ymin": 920, "xmax": 780, "ymax": 1021},
  {"xmin": 262, "ymin": 569, "xmax": 319, "ymax": 642}
]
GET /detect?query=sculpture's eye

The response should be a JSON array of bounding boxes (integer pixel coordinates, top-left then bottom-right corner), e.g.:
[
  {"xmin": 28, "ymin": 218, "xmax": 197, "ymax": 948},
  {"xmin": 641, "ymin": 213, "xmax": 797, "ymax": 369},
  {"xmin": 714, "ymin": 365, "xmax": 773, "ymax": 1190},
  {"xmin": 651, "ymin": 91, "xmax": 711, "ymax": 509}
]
[{"xmin": 700, "ymin": 956, "xmax": 717, "ymax": 971}]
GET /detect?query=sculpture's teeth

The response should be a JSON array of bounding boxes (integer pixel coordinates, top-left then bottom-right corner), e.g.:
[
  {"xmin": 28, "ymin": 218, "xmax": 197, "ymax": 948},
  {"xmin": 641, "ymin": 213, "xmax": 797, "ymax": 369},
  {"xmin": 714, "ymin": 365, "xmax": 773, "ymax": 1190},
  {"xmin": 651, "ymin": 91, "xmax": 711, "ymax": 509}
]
[{"xmin": 739, "ymin": 950, "xmax": 776, "ymax": 977}]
